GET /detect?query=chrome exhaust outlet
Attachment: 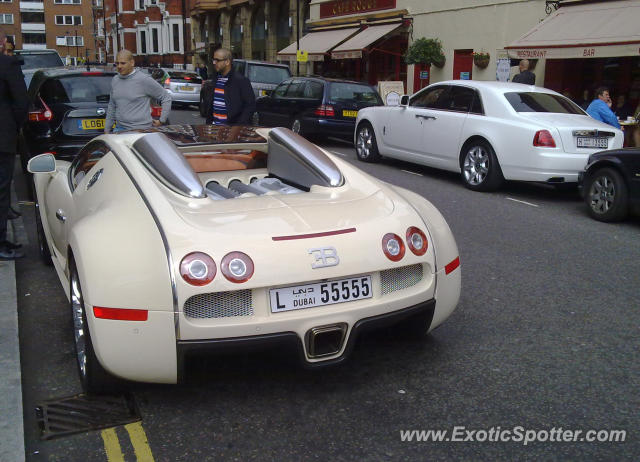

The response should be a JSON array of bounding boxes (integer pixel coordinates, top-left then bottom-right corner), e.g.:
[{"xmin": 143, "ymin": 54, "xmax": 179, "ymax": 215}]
[{"xmin": 306, "ymin": 323, "xmax": 348, "ymax": 358}]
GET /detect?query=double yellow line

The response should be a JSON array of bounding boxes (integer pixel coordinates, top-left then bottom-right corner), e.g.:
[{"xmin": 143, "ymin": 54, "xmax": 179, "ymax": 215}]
[{"xmin": 101, "ymin": 422, "xmax": 155, "ymax": 462}]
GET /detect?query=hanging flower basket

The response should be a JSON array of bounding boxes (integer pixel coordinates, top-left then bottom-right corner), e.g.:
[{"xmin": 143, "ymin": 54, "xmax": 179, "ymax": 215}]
[
  {"xmin": 406, "ymin": 38, "xmax": 446, "ymax": 68},
  {"xmin": 473, "ymin": 52, "xmax": 490, "ymax": 69}
]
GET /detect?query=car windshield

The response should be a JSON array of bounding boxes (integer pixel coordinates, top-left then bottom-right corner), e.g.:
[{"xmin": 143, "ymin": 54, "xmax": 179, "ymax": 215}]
[
  {"xmin": 504, "ymin": 92, "xmax": 584, "ymax": 114},
  {"xmin": 247, "ymin": 64, "xmax": 291, "ymax": 85},
  {"xmin": 41, "ymin": 75, "xmax": 113, "ymax": 104},
  {"xmin": 329, "ymin": 82, "xmax": 381, "ymax": 104},
  {"xmin": 18, "ymin": 52, "xmax": 64, "ymax": 70},
  {"xmin": 168, "ymin": 71, "xmax": 202, "ymax": 84}
]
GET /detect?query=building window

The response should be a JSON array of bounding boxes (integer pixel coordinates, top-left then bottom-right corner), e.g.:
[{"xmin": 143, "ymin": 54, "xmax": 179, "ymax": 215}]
[
  {"xmin": 22, "ymin": 33, "xmax": 46, "ymax": 44},
  {"xmin": 55, "ymin": 15, "xmax": 82, "ymax": 25},
  {"xmin": 150, "ymin": 0, "xmax": 156, "ymax": 4},
  {"xmin": 0, "ymin": 0, "xmax": 13, "ymax": 3},
  {"xmin": 138, "ymin": 0, "xmax": 144, "ymax": 9},
  {"xmin": 54, "ymin": 0, "xmax": 81, "ymax": 4},
  {"xmin": 151, "ymin": 28, "xmax": 158, "ymax": 53},
  {"xmin": 21, "ymin": 12, "xmax": 44, "ymax": 23},
  {"xmin": 0, "ymin": 14, "xmax": 13, "ymax": 24},
  {"xmin": 140, "ymin": 30, "xmax": 146, "ymax": 54},
  {"xmin": 56, "ymin": 35, "xmax": 84, "ymax": 46},
  {"xmin": 172, "ymin": 24, "xmax": 179, "ymax": 52}
]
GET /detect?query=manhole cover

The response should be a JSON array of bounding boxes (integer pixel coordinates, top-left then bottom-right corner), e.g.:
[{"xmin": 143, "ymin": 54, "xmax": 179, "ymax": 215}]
[{"xmin": 36, "ymin": 393, "xmax": 140, "ymax": 440}]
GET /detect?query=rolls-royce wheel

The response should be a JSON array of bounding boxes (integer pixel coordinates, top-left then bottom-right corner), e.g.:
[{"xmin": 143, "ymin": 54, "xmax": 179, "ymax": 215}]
[
  {"xmin": 70, "ymin": 258, "xmax": 119, "ymax": 394},
  {"xmin": 355, "ymin": 122, "xmax": 381, "ymax": 163},
  {"xmin": 461, "ymin": 140, "xmax": 503, "ymax": 191},
  {"xmin": 291, "ymin": 118, "xmax": 303, "ymax": 136},
  {"xmin": 584, "ymin": 167, "xmax": 628, "ymax": 222}
]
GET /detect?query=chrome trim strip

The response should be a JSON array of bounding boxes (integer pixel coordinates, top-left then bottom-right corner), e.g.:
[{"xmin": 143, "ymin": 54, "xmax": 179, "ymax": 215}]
[
  {"xmin": 132, "ymin": 132, "xmax": 207, "ymax": 198},
  {"xmin": 109, "ymin": 149, "xmax": 180, "ymax": 338},
  {"xmin": 572, "ymin": 130, "xmax": 615, "ymax": 137},
  {"xmin": 268, "ymin": 127, "xmax": 344, "ymax": 188}
]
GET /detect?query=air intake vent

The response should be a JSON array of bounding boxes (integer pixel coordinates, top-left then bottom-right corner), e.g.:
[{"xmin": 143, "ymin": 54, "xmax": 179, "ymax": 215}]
[
  {"xmin": 184, "ymin": 290, "xmax": 253, "ymax": 318},
  {"xmin": 380, "ymin": 264, "xmax": 423, "ymax": 295}
]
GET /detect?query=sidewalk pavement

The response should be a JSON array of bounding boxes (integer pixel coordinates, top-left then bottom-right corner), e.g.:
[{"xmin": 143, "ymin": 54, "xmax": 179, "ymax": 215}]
[{"xmin": 0, "ymin": 187, "xmax": 26, "ymax": 462}]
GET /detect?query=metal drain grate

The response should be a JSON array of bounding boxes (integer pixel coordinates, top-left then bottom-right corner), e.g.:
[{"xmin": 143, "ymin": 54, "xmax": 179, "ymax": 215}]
[{"xmin": 36, "ymin": 393, "xmax": 141, "ymax": 440}]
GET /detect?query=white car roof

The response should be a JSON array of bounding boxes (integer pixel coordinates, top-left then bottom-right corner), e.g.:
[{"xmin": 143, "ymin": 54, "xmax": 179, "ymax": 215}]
[{"xmin": 434, "ymin": 80, "xmax": 559, "ymax": 97}]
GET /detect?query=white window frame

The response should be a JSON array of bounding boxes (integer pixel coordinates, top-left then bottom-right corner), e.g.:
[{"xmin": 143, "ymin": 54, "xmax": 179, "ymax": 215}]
[
  {"xmin": 136, "ymin": 0, "xmax": 144, "ymax": 10},
  {"xmin": 137, "ymin": 27, "xmax": 148, "ymax": 55},
  {"xmin": 56, "ymin": 35, "xmax": 84, "ymax": 46},
  {"xmin": 55, "ymin": 15, "xmax": 82, "ymax": 26},
  {"xmin": 0, "ymin": 0, "xmax": 13, "ymax": 3},
  {"xmin": 0, "ymin": 13, "xmax": 14, "ymax": 24},
  {"xmin": 54, "ymin": 0, "xmax": 81, "ymax": 4},
  {"xmin": 167, "ymin": 18, "xmax": 183, "ymax": 54},
  {"xmin": 150, "ymin": 25, "xmax": 160, "ymax": 54}
]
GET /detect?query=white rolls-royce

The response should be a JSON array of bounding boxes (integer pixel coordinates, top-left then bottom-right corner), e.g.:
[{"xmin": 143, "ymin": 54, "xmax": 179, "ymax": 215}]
[
  {"xmin": 355, "ymin": 81, "xmax": 624, "ymax": 191},
  {"xmin": 28, "ymin": 125, "xmax": 461, "ymax": 393}
]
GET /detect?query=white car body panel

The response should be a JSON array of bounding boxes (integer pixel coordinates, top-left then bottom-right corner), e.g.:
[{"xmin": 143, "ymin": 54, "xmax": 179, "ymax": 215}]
[
  {"xmin": 31, "ymin": 126, "xmax": 461, "ymax": 384},
  {"xmin": 356, "ymin": 81, "xmax": 624, "ymax": 184}
]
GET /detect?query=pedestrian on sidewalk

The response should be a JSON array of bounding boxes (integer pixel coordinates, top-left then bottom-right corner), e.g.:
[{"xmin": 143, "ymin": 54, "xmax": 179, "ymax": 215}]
[
  {"xmin": 104, "ymin": 50, "xmax": 172, "ymax": 133},
  {"xmin": 0, "ymin": 34, "xmax": 28, "ymax": 260},
  {"xmin": 202, "ymin": 48, "xmax": 255, "ymax": 126}
]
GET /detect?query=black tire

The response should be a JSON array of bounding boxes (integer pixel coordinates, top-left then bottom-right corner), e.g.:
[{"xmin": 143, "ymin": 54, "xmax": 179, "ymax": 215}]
[
  {"xmin": 584, "ymin": 167, "xmax": 628, "ymax": 222},
  {"xmin": 355, "ymin": 122, "xmax": 381, "ymax": 163},
  {"xmin": 34, "ymin": 198, "xmax": 52, "ymax": 266},
  {"xmin": 69, "ymin": 258, "xmax": 119, "ymax": 394},
  {"xmin": 460, "ymin": 140, "xmax": 503, "ymax": 191}
]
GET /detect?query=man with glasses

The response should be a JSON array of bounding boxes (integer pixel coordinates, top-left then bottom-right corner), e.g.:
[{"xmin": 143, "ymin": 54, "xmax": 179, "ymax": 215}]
[
  {"xmin": 202, "ymin": 48, "xmax": 255, "ymax": 126},
  {"xmin": 104, "ymin": 49, "xmax": 171, "ymax": 133}
]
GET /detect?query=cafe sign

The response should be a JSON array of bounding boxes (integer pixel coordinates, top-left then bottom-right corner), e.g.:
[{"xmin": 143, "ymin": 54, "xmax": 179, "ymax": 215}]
[{"xmin": 320, "ymin": 0, "xmax": 397, "ymax": 19}]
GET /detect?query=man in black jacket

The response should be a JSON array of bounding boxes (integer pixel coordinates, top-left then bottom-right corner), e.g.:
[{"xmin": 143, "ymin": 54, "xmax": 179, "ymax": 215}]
[
  {"xmin": 512, "ymin": 59, "xmax": 536, "ymax": 85},
  {"xmin": 0, "ymin": 35, "xmax": 28, "ymax": 260},
  {"xmin": 202, "ymin": 48, "xmax": 255, "ymax": 125}
]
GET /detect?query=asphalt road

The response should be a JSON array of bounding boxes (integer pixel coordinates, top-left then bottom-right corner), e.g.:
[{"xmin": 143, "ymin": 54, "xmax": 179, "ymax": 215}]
[{"xmin": 15, "ymin": 107, "xmax": 640, "ymax": 461}]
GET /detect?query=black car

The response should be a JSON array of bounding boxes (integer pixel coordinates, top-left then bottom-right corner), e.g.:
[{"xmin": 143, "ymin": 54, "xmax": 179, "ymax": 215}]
[
  {"xmin": 19, "ymin": 68, "xmax": 116, "ymax": 171},
  {"xmin": 254, "ymin": 76, "xmax": 383, "ymax": 140},
  {"xmin": 580, "ymin": 148, "xmax": 640, "ymax": 222}
]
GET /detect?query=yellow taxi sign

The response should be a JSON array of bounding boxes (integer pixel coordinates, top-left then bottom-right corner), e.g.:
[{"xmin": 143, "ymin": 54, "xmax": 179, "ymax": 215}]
[{"xmin": 296, "ymin": 50, "xmax": 308, "ymax": 62}]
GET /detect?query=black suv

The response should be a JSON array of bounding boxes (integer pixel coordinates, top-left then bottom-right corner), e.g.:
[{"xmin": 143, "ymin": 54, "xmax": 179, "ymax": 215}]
[
  {"xmin": 19, "ymin": 68, "xmax": 116, "ymax": 171},
  {"xmin": 199, "ymin": 59, "xmax": 291, "ymax": 116},
  {"xmin": 254, "ymin": 76, "xmax": 383, "ymax": 140}
]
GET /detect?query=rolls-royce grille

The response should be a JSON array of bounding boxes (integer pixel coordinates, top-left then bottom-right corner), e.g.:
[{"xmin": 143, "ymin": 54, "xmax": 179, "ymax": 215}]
[
  {"xmin": 380, "ymin": 264, "xmax": 423, "ymax": 295},
  {"xmin": 184, "ymin": 290, "xmax": 253, "ymax": 319}
]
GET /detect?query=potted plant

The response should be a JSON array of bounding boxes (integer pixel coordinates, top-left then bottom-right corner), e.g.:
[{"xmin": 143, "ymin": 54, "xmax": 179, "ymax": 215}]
[
  {"xmin": 405, "ymin": 38, "xmax": 446, "ymax": 68},
  {"xmin": 473, "ymin": 51, "xmax": 490, "ymax": 69}
]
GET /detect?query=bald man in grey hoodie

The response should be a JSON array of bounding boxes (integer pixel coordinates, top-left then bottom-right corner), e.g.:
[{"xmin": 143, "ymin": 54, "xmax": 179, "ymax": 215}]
[{"xmin": 105, "ymin": 50, "xmax": 172, "ymax": 133}]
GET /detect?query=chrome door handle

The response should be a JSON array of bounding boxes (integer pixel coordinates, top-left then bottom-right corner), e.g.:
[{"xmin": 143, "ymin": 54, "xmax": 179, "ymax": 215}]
[
  {"xmin": 415, "ymin": 114, "xmax": 437, "ymax": 120},
  {"xmin": 55, "ymin": 209, "xmax": 66, "ymax": 222}
]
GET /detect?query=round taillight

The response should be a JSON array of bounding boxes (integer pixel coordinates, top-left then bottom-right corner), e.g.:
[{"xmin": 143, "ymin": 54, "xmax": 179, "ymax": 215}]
[
  {"xmin": 406, "ymin": 226, "xmax": 428, "ymax": 256},
  {"xmin": 180, "ymin": 252, "xmax": 216, "ymax": 286},
  {"xmin": 221, "ymin": 251, "xmax": 254, "ymax": 283},
  {"xmin": 382, "ymin": 233, "xmax": 405, "ymax": 262}
]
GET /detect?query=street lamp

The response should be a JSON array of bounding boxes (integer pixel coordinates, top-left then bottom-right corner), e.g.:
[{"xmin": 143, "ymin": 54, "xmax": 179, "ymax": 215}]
[{"xmin": 65, "ymin": 30, "xmax": 70, "ymax": 65}]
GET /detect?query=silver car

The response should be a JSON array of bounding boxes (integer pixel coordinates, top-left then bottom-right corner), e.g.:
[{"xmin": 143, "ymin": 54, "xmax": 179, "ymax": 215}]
[{"xmin": 150, "ymin": 68, "xmax": 202, "ymax": 107}]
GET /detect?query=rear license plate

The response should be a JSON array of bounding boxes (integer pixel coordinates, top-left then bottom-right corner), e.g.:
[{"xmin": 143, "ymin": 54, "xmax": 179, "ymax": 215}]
[
  {"xmin": 576, "ymin": 136, "xmax": 608, "ymax": 148},
  {"xmin": 342, "ymin": 110, "xmax": 358, "ymax": 118},
  {"xmin": 270, "ymin": 275, "xmax": 372, "ymax": 313},
  {"xmin": 79, "ymin": 119, "xmax": 104, "ymax": 130},
  {"xmin": 179, "ymin": 86, "xmax": 194, "ymax": 91}
]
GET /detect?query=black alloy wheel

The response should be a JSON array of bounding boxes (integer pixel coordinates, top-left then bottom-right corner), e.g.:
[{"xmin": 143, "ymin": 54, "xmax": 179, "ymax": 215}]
[{"xmin": 585, "ymin": 167, "xmax": 628, "ymax": 222}]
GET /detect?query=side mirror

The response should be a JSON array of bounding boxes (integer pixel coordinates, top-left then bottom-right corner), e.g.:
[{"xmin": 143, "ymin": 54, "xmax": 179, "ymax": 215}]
[
  {"xmin": 27, "ymin": 153, "xmax": 56, "ymax": 174},
  {"xmin": 400, "ymin": 95, "xmax": 409, "ymax": 106}
]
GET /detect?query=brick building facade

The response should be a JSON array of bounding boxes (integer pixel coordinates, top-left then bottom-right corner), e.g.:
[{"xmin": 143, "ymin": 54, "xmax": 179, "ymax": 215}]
[{"xmin": 100, "ymin": 0, "xmax": 191, "ymax": 67}]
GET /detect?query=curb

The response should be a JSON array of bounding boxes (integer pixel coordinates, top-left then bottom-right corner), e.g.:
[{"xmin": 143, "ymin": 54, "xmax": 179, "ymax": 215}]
[{"xmin": 0, "ymin": 190, "xmax": 26, "ymax": 462}]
